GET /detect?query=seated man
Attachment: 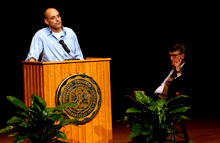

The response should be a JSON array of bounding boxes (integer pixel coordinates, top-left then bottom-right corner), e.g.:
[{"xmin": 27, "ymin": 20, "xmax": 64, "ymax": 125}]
[
  {"xmin": 26, "ymin": 8, "xmax": 84, "ymax": 62},
  {"xmin": 154, "ymin": 43, "xmax": 191, "ymax": 141},
  {"xmin": 154, "ymin": 43, "xmax": 189, "ymax": 100}
]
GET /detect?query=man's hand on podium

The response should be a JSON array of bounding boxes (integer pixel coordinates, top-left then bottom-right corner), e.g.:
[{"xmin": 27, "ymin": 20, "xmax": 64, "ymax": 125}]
[{"xmin": 28, "ymin": 58, "xmax": 36, "ymax": 62}]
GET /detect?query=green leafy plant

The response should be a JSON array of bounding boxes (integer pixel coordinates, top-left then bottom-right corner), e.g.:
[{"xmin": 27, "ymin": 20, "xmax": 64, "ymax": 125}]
[
  {"xmin": 0, "ymin": 94, "xmax": 79, "ymax": 143},
  {"xmin": 122, "ymin": 91, "xmax": 191, "ymax": 143}
]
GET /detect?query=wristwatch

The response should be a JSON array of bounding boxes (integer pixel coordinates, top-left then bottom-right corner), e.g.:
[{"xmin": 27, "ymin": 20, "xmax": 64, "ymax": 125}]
[{"xmin": 176, "ymin": 71, "xmax": 182, "ymax": 73}]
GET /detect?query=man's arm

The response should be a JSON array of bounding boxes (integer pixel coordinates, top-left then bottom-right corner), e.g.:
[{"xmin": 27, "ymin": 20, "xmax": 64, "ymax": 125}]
[{"xmin": 25, "ymin": 30, "xmax": 44, "ymax": 61}]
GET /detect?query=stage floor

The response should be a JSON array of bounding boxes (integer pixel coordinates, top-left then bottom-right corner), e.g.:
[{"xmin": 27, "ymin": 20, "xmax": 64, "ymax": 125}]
[
  {"xmin": 1, "ymin": 116, "xmax": 220, "ymax": 143},
  {"xmin": 113, "ymin": 116, "xmax": 220, "ymax": 143}
]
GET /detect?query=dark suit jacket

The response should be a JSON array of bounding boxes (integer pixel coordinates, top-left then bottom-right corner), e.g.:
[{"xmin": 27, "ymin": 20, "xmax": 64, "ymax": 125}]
[{"xmin": 168, "ymin": 63, "xmax": 191, "ymax": 100}]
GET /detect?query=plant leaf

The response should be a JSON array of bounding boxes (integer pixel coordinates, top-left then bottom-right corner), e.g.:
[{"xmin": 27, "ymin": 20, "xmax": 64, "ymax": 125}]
[
  {"xmin": 31, "ymin": 103, "xmax": 47, "ymax": 118},
  {"xmin": 46, "ymin": 107, "xmax": 56, "ymax": 113},
  {"xmin": 53, "ymin": 140, "xmax": 69, "ymax": 143},
  {"xmin": 7, "ymin": 96, "xmax": 28, "ymax": 111},
  {"xmin": 142, "ymin": 130, "xmax": 151, "ymax": 135},
  {"xmin": 19, "ymin": 111, "xmax": 28, "ymax": 118},
  {"xmin": 8, "ymin": 132, "xmax": 19, "ymax": 137},
  {"xmin": 170, "ymin": 107, "xmax": 191, "ymax": 114},
  {"xmin": 54, "ymin": 102, "xmax": 77, "ymax": 111},
  {"xmin": 126, "ymin": 107, "xmax": 141, "ymax": 114},
  {"xmin": 62, "ymin": 118, "xmax": 80, "ymax": 126},
  {"xmin": 166, "ymin": 95, "xmax": 189, "ymax": 105},
  {"xmin": 128, "ymin": 123, "xmax": 143, "ymax": 139},
  {"xmin": 147, "ymin": 105, "xmax": 155, "ymax": 111},
  {"xmin": 0, "ymin": 125, "xmax": 14, "ymax": 133},
  {"xmin": 18, "ymin": 121, "xmax": 29, "ymax": 128},
  {"xmin": 13, "ymin": 135, "xmax": 28, "ymax": 143},
  {"xmin": 146, "ymin": 135, "xmax": 153, "ymax": 142},
  {"xmin": 31, "ymin": 94, "xmax": 48, "ymax": 117},
  {"xmin": 48, "ymin": 114, "xmax": 64, "ymax": 122},
  {"xmin": 31, "ymin": 94, "xmax": 46, "ymax": 108},
  {"xmin": 156, "ymin": 99, "xmax": 166, "ymax": 108},
  {"xmin": 135, "ymin": 91, "xmax": 155, "ymax": 106},
  {"xmin": 55, "ymin": 131, "xmax": 67, "ymax": 140},
  {"xmin": 172, "ymin": 115, "xmax": 190, "ymax": 120},
  {"xmin": 7, "ymin": 116, "xmax": 23, "ymax": 124}
]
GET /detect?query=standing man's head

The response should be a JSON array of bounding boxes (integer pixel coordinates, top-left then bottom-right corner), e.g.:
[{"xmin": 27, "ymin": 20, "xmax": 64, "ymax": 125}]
[
  {"xmin": 169, "ymin": 44, "xmax": 185, "ymax": 67},
  {"xmin": 44, "ymin": 8, "xmax": 62, "ymax": 33}
]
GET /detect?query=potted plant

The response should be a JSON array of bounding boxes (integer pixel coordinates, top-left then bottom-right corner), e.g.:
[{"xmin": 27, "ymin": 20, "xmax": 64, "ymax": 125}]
[
  {"xmin": 122, "ymin": 91, "xmax": 191, "ymax": 143},
  {"xmin": 0, "ymin": 94, "xmax": 79, "ymax": 143}
]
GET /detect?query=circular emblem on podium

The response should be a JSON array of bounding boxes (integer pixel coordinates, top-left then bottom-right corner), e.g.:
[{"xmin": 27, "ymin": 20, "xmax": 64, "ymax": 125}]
[{"xmin": 56, "ymin": 74, "xmax": 101, "ymax": 124}]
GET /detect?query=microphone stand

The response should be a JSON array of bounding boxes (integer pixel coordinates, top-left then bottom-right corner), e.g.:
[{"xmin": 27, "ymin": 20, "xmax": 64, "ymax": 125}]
[{"xmin": 68, "ymin": 53, "xmax": 79, "ymax": 60}]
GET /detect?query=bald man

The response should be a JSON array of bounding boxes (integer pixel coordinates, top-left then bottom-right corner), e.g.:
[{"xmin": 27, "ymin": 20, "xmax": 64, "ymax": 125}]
[{"xmin": 26, "ymin": 8, "xmax": 84, "ymax": 62}]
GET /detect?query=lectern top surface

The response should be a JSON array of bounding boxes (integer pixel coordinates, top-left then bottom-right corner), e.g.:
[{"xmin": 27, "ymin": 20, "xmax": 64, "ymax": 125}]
[{"xmin": 21, "ymin": 57, "xmax": 111, "ymax": 65}]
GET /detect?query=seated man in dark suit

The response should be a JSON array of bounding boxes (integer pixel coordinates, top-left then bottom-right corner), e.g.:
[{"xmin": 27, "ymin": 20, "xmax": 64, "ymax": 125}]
[
  {"xmin": 154, "ymin": 43, "xmax": 191, "ymax": 141},
  {"xmin": 154, "ymin": 43, "xmax": 190, "ymax": 100}
]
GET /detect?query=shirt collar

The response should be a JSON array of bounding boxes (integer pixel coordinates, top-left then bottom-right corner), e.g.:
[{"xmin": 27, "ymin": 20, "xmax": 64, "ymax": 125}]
[
  {"xmin": 181, "ymin": 62, "xmax": 185, "ymax": 68},
  {"xmin": 46, "ymin": 26, "xmax": 66, "ymax": 36}
]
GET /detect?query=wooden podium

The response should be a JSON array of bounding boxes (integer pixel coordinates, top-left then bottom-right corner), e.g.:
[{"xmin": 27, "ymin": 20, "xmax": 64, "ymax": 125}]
[{"xmin": 22, "ymin": 57, "xmax": 112, "ymax": 143}]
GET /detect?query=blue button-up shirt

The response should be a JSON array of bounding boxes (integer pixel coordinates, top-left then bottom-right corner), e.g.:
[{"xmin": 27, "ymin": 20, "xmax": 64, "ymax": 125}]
[{"xmin": 25, "ymin": 26, "xmax": 84, "ymax": 61}]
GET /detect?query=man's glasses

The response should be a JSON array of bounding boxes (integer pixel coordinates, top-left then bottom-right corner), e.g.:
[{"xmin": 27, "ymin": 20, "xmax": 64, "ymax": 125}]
[{"xmin": 169, "ymin": 54, "xmax": 180, "ymax": 58}]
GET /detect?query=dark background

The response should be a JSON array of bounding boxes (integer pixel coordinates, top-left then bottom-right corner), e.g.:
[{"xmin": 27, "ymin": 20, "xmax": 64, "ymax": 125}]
[{"xmin": 0, "ymin": 1, "xmax": 219, "ymax": 123}]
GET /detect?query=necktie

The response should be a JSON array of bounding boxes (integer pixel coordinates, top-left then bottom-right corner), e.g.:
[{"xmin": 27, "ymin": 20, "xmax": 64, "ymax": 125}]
[{"xmin": 158, "ymin": 71, "xmax": 176, "ymax": 99}]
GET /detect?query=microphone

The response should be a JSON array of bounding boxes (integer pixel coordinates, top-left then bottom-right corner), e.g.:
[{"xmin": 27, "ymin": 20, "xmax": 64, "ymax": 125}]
[
  {"xmin": 59, "ymin": 40, "xmax": 70, "ymax": 53},
  {"xmin": 59, "ymin": 40, "xmax": 79, "ymax": 60}
]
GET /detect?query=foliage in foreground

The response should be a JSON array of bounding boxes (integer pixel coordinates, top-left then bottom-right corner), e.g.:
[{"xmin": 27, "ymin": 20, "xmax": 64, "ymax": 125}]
[
  {"xmin": 123, "ymin": 91, "xmax": 191, "ymax": 143},
  {"xmin": 0, "ymin": 94, "xmax": 78, "ymax": 143}
]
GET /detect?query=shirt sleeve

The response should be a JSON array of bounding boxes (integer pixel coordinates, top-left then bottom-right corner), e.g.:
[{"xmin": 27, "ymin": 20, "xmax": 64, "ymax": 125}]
[
  {"xmin": 73, "ymin": 37, "xmax": 84, "ymax": 60},
  {"xmin": 25, "ymin": 32, "xmax": 43, "ymax": 61},
  {"xmin": 69, "ymin": 31, "xmax": 84, "ymax": 60}
]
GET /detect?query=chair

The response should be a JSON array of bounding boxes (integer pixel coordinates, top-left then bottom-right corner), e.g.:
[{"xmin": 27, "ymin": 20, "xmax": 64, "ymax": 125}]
[{"xmin": 170, "ymin": 120, "xmax": 189, "ymax": 142}]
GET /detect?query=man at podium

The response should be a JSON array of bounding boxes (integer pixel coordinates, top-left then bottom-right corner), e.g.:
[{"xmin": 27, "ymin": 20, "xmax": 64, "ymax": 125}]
[{"xmin": 25, "ymin": 8, "xmax": 84, "ymax": 62}]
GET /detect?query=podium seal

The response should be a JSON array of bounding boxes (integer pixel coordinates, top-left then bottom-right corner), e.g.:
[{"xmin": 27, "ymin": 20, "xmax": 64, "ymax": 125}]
[{"xmin": 56, "ymin": 74, "xmax": 101, "ymax": 124}]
